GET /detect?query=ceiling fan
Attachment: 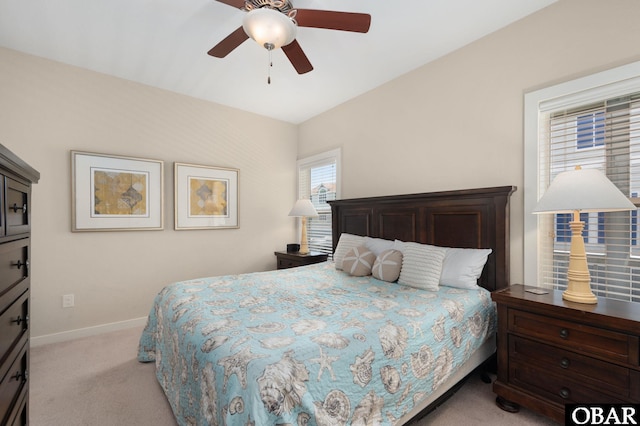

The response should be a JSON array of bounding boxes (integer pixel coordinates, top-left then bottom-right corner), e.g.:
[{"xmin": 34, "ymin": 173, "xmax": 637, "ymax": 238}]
[{"xmin": 208, "ymin": 0, "xmax": 371, "ymax": 75}]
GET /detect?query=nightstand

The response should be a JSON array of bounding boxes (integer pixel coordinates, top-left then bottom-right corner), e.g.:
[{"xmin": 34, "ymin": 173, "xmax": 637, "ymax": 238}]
[
  {"xmin": 491, "ymin": 284, "xmax": 640, "ymax": 424},
  {"xmin": 274, "ymin": 251, "xmax": 328, "ymax": 270}
]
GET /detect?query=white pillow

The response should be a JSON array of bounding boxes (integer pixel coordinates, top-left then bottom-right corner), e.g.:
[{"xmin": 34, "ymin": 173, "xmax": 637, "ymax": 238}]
[
  {"xmin": 334, "ymin": 233, "xmax": 366, "ymax": 270},
  {"xmin": 364, "ymin": 236, "xmax": 395, "ymax": 256},
  {"xmin": 398, "ymin": 242, "xmax": 447, "ymax": 291},
  {"xmin": 342, "ymin": 245, "xmax": 376, "ymax": 276},
  {"xmin": 440, "ymin": 248, "xmax": 492, "ymax": 289},
  {"xmin": 393, "ymin": 239, "xmax": 407, "ymax": 252}
]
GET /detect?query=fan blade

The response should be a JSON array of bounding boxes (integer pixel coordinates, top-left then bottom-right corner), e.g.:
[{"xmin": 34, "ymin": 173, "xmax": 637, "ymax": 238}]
[
  {"xmin": 282, "ymin": 40, "xmax": 313, "ymax": 74},
  {"xmin": 214, "ymin": 0, "xmax": 245, "ymax": 9},
  {"xmin": 295, "ymin": 9, "xmax": 371, "ymax": 33},
  {"xmin": 208, "ymin": 26, "xmax": 249, "ymax": 58}
]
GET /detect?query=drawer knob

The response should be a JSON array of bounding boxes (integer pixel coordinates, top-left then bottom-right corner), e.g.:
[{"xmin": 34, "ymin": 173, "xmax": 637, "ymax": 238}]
[
  {"xmin": 10, "ymin": 203, "xmax": 27, "ymax": 214},
  {"xmin": 11, "ymin": 370, "xmax": 28, "ymax": 382},
  {"xmin": 559, "ymin": 387, "xmax": 571, "ymax": 399},
  {"xmin": 12, "ymin": 260, "xmax": 28, "ymax": 270},
  {"xmin": 559, "ymin": 328, "xmax": 569, "ymax": 339},
  {"xmin": 11, "ymin": 315, "xmax": 29, "ymax": 326},
  {"xmin": 560, "ymin": 358, "xmax": 570, "ymax": 369}
]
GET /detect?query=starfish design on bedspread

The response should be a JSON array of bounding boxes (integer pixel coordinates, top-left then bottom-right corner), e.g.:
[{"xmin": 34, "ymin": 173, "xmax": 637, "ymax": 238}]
[
  {"xmin": 408, "ymin": 320, "xmax": 424, "ymax": 338},
  {"xmin": 309, "ymin": 347, "xmax": 339, "ymax": 381},
  {"xmin": 217, "ymin": 347, "xmax": 267, "ymax": 391}
]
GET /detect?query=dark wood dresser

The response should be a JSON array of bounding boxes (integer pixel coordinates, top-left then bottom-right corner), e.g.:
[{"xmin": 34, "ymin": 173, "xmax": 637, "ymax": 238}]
[
  {"xmin": 492, "ymin": 284, "xmax": 640, "ymax": 424},
  {"xmin": 0, "ymin": 144, "xmax": 39, "ymax": 426}
]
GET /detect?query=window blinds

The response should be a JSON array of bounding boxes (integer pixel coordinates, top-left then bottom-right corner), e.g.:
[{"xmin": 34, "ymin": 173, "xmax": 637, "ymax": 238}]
[
  {"xmin": 538, "ymin": 92, "xmax": 640, "ymax": 302},
  {"xmin": 297, "ymin": 151, "xmax": 339, "ymax": 255}
]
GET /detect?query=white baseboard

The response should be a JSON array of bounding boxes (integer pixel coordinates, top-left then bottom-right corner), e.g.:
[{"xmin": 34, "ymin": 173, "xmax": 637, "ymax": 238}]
[{"xmin": 30, "ymin": 317, "xmax": 148, "ymax": 347}]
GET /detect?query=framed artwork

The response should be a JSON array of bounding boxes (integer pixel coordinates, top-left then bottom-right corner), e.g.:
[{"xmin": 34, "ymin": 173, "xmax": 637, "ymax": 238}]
[
  {"xmin": 174, "ymin": 162, "xmax": 239, "ymax": 230},
  {"xmin": 71, "ymin": 151, "xmax": 164, "ymax": 231}
]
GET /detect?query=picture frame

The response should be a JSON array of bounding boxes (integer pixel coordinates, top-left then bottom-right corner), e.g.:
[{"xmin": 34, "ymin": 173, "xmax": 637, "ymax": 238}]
[
  {"xmin": 174, "ymin": 162, "xmax": 239, "ymax": 230},
  {"xmin": 71, "ymin": 151, "xmax": 164, "ymax": 232}
]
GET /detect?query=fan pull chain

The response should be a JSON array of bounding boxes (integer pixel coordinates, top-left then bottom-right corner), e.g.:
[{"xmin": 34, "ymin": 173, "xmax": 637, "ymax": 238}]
[{"xmin": 267, "ymin": 48, "xmax": 273, "ymax": 84}]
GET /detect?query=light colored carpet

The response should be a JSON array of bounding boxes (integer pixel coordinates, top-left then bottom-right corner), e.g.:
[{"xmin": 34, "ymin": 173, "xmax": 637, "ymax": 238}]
[{"xmin": 30, "ymin": 326, "xmax": 557, "ymax": 425}]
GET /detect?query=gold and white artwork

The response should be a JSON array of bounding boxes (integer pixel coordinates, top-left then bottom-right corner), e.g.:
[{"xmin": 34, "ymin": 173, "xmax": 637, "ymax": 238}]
[
  {"xmin": 93, "ymin": 168, "xmax": 148, "ymax": 216},
  {"xmin": 188, "ymin": 177, "xmax": 228, "ymax": 217}
]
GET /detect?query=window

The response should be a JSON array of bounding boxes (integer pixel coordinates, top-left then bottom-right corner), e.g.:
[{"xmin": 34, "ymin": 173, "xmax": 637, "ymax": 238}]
[
  {"xmin": 318, "ymin": 187, "xmax": 327, "ymax": 204},
  {"xmin": 524, "ymin": 60, "xmax": 640, "ymax": 303},
  {"xmin": 576, "ymin": 111, "xmax": 605, "ymax": 149},
  {"xmin": 555, "ymin": 212, "xmax": 587, "ymax": 243},
  {"xmin": 554, "ymin": 212, "xmax": 605, "ymax": 249},
  {"xmin": 296, "ymin": 149, "xmax": 341, "ymax": 255}
]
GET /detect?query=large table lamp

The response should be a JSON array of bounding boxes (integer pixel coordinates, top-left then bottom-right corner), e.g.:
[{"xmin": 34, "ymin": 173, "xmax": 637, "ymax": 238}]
[
  {"xmin": 533, "ymin": 166, "xmax": 636, "ymax": 304},
  {"xmin": 288, "ymin": 199, "xmax": 318, "ymax": 255}
]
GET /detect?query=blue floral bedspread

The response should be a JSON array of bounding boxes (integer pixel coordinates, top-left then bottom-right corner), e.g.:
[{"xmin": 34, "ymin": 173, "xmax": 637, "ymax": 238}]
[{"xmin": 138, "ymin": 262, "xmax": 496, "ymax": 426}]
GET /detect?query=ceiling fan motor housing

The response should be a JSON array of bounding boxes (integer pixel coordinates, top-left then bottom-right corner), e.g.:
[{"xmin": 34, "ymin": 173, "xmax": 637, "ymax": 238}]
[{"xmin": 244, "ymin": 0, "xmax": 295, "ymax": 14}]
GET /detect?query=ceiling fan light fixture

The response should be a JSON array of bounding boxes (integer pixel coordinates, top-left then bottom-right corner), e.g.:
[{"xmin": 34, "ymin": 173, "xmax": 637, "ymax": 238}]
[{"xmin": 242, "ymin": 8, "xmax": 297, "ymax": 50}]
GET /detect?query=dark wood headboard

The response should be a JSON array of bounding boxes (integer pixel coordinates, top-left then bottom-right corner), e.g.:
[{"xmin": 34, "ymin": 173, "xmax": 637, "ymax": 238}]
[{"xmin": 328, "ymin": 186, "xmax": 516, "ymax": 292}]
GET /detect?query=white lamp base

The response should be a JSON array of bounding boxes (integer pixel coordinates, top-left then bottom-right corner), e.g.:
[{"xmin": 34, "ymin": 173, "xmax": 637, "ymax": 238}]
[{"xmin": 563, "ymin": 218, "xmax": 597, "ymax": 304}]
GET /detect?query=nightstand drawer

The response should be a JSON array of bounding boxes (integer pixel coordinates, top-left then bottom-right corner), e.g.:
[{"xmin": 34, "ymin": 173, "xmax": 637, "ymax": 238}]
[
  {"xmin": 509, "ymin": 363, "xmax": 627, "ymax": 406},
  {"xmin": 278, "ymin": 258, "xmax": 297, "ymax": 269},
  {"xmin": 274, "ymin": 251, "xmax": 328, "ymax": 270},
  {"xmin": 632, "ymin": 370, "xmax": 640, "ymax": 400},
  {"xmin": 508, "ymin": 309, "xmax": 635, "ymax": 365},
  {"xmin": 510, "ymin": 336, "xmax": 631, "ymax": 398}
]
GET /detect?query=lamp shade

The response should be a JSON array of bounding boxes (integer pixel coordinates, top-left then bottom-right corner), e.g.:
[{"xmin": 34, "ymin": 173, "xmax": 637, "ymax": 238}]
[
  {"xmin": 242, "ymin": 8, "xmax": 297, "ymax": 50},
  {"xmin": 288, "ymin": 199, "xmax": 318, "ymax": 217},
  {"xmin": 533, "ymin": 167, "xmax": 636, "ymax": 214}
]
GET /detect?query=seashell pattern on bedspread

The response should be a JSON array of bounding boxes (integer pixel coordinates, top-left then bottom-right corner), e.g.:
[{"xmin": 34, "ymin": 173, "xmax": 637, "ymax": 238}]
[{"xmin": 138, "ymin": 261, "xmax": 496, "ymax": 426}]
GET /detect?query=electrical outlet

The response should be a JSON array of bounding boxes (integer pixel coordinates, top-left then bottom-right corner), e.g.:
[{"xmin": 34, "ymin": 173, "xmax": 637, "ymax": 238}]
[{"xmin": 62, "ymin": 294, "xmax": 74, "ymax": 308}]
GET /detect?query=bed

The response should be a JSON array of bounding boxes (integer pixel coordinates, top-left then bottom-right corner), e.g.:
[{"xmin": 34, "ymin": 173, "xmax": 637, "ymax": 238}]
[{"xmin": 138, "ymin": 186, "xmax": 515, "ymax": 425}]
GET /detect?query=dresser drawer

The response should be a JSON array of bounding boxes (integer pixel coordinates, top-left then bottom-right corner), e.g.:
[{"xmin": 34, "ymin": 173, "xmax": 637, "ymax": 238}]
[
  {"xmin": 508, "ymin": 308, "xmax": 635, "ymax": 365},
  {"xmin": 0, "ymin": 239, "xmax": 28, "ymax": 298},
  {"xmin": 0, "ymin": 288, "xmax": 28, "ymax": 369},
  {"xmin": 6, "ymin": 385, "xmax": 27, "ymax": 426},
  {"xmin": 5, "ymin": 178, "xmax": 30, "ymax": 236},
  {"xmin": 510, "ymin": 336, "xmax": 632, "ymax": 398},
  {"xmin": 509, "ymin": 362, "xmax": 627, "ymax": 406},
  {"xmin": 0, "ymin": 340, "xmax": 28, "ymax": 426}
]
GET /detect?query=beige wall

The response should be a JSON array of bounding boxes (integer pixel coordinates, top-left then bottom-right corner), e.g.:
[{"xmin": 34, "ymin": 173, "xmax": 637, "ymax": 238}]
[
  {"xmin": 0, "ymin": 47, "xmax": 298, "ymax": 340},
  {"xmin": 298, "ymin": 0, "xmax": 640, "ymax": 286}
]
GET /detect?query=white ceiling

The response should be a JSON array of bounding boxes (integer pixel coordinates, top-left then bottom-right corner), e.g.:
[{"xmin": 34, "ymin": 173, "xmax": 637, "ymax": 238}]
[{"xmin": 0, "ymin": 0, "xmax": 556, "ymax": 124}]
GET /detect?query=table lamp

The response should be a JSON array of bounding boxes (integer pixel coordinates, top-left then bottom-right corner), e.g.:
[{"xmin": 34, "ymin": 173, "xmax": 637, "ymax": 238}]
[
  {"xmin": 533, "ymin": 166, "xmax": 636, "ymax": 304},
  {"xmin": 288, "ymin": 199, "xmax": 318, "ymax": 255}
]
